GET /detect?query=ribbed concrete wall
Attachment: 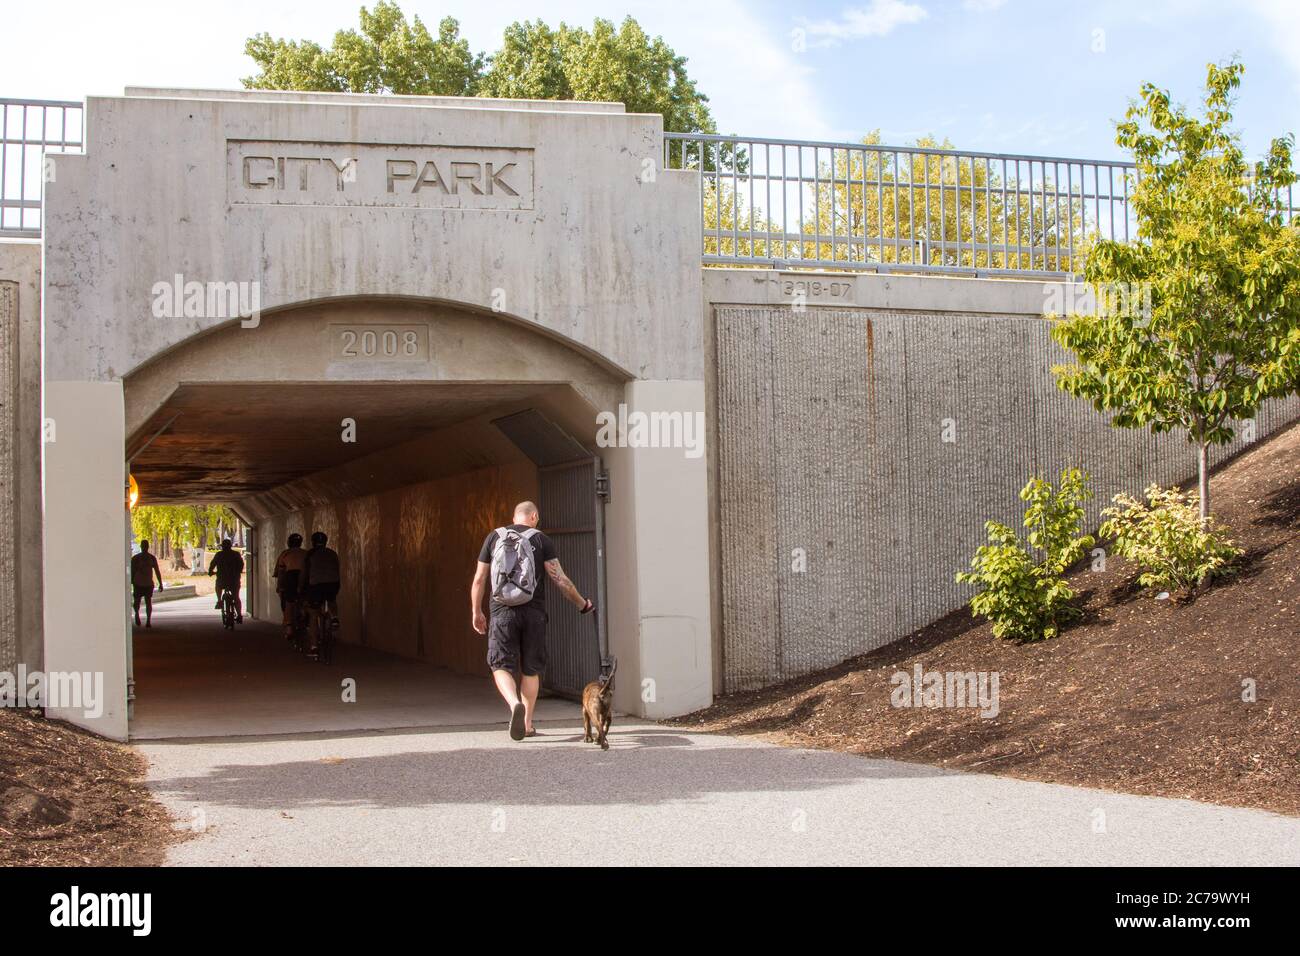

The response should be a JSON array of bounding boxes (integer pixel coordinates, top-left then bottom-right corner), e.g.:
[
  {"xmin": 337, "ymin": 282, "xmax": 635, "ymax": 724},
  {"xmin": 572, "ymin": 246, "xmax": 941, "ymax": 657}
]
[
  {"xmin": 0, "ymin": 281, "xmax": 15, "ymax": 674},
  {"xmin": 715, "ymin": 305, "xmax": 1300, "ymax": 691},
  {"xmin": 0, "ymin": 242, "xmax": 42, "ymax": 676}
]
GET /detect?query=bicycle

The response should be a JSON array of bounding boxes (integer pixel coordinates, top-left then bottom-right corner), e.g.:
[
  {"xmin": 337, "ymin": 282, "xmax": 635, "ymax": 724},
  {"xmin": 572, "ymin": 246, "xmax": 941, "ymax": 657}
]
[
  {"xmin": 219, "ymin": 586, "xmax": 239, "ymax": 630},
  {"xmin": 303, "ymin": 599, "xmax": 336, "ymax": 664},
  {"xmin": 284, "ymin": 595, "xmax": 308, "ymax": 652}
]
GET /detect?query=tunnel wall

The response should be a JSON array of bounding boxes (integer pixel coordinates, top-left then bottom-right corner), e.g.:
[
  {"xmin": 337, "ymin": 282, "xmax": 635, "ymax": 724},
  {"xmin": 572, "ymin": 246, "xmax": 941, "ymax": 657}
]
[
  {"xmin": 258, "ymin": 459, "xmax": 536, "ymax": 677},
  {"xmin": 705, "ymin": 270, "xmax": 1300, "ymax": 692}
]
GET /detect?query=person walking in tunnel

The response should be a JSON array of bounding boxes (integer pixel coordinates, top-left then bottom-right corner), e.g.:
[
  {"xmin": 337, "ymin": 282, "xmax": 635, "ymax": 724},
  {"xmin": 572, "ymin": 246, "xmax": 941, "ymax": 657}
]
[
  {"xmin": 208, "ymin": 539, "xmax": 244, "ymax": 623},
  {"xmin": 273, "ymin": 532, "xmax": 308, "ymax": 640},
  {"xmin": 130, "ymin": 539, "xmax": 164, "ymax": 628},
  {"xmin": 471, "ymin": 501, "xmax": 595, "ymax": 741},
  {"xmin": 302, "ymin": 531, "xmax": 341, "ymax": 656}
]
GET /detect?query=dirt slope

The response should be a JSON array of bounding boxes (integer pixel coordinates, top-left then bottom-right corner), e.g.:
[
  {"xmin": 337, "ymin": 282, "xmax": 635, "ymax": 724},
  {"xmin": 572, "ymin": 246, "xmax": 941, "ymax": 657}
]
[{"xmin": 0, "ymin": 708, "xmax": 180, "ymax": 865}]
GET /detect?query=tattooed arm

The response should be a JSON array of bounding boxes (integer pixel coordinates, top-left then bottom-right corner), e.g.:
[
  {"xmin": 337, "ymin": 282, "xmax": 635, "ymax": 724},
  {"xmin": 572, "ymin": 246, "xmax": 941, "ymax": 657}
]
[{"xmin": 545, "ymin": 558, "xmax": 591, "ymax": 611}]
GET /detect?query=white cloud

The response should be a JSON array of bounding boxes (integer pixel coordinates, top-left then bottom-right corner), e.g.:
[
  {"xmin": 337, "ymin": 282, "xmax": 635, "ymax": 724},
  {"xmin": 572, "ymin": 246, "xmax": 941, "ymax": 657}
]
[
  {"xmin": 962, "ymin": 0, "xmax": 1008, "ymax": 12},
  {"xmin": 668, "ymin": 0, "xmax": 840, "ymax": 140},
  {"xmin": 798, "ymin": 0, "xmax": 929, "ymax": 48}
]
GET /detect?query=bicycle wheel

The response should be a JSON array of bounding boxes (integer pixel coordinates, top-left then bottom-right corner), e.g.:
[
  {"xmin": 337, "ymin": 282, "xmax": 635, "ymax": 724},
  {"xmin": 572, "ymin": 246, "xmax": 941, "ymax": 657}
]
[
  {"xmin": 292, "ymin": 604, "xmax": 306, "ymax": 652},
  {"xmin": 316, "ymin": 611, "xmax": 331, "ymax": 664}
]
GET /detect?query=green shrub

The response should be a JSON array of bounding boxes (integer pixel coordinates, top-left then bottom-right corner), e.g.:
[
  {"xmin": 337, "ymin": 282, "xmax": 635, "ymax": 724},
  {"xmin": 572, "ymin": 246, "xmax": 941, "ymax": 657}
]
[
  {"xmin": 956, "ymin": 469, "xmax": 1095, "ymax": 642},
  {"xmin": 1099, "ymin": 485, "xmax": 1242, "ymax": 593}
]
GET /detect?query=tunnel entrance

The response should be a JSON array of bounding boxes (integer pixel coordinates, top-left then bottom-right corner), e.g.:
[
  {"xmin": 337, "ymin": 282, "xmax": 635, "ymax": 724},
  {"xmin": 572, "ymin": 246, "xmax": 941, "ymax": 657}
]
[{"xmin": 121, "ymin": 308, "xmax": 619, "ymax": 738}]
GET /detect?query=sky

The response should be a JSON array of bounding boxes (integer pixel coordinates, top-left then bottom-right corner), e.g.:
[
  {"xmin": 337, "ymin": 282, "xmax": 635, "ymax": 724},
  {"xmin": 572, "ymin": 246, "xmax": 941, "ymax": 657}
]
[{"xmin": 4, "ymin": 0, "xmax": 1299, "ymax": 162}]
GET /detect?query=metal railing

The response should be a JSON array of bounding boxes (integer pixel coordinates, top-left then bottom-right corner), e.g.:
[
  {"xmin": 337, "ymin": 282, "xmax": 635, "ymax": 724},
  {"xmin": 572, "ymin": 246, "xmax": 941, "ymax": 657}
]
[
  {"xmin": 1, "ymin": 98, "xmax": 83, "ymax": 238},
  {"xmin": 666, "ymin": 132, "xmax": 1296, "ymax": 278},
  {"xmin": 4, "ymin": 97, "xmax": 1295, "ymax": 273}
]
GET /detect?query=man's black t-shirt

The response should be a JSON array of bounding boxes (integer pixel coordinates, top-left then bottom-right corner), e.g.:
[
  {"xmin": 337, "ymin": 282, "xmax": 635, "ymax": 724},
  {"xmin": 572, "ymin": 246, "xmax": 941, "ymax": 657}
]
[{"xmin": 478, "ymin": 524, "xmax": 558, "ymax": 612}]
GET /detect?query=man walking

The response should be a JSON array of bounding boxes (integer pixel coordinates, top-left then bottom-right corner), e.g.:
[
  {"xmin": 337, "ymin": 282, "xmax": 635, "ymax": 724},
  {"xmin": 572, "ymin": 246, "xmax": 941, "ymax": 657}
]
[
  {"xmin": 471, "ymin": 501, "xmax": 593, "ymax": 740},
  {"xmin": 130, "ymin": 540, "xmax": 164, "ymax": 628}
]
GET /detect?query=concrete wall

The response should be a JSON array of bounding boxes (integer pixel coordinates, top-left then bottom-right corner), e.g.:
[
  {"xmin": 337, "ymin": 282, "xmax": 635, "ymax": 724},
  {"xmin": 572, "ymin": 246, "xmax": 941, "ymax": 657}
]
[
  {"xmin": 43, "ymin": 91, "xmax": 702, "ymax": 383},
  {"xmin": 40, "ymin": 88, "xmax": 715, "ymax": 733},
  {"xmin": 123, "ymin": 87, "xmax": 628, "ymax": 114},
  {"xmin": 0, "ymin": 242, "xmax": 43, "ymax": 675},
  {"xmin": 705, "ymin": 270, "xmax": 1300, "ymax": 691}
]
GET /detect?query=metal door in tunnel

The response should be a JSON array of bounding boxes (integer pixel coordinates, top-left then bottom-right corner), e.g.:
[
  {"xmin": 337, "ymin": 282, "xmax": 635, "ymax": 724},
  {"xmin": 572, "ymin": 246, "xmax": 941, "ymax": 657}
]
[
  {"xmin": 537, "ymin": 459, "xmax": 602, "ymax": 696},
  {"xmin": 492, "ymin": 409, "xmax": 609, "ymax": 698}
]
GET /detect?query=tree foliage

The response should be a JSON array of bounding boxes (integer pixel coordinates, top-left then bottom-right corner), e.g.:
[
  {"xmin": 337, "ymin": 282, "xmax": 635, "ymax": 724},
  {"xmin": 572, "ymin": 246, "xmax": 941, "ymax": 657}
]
[
  {"xmin": 1050, "ymin": 60, "xmax": 1300, "ymax": 518},
  {"xmin": 693, "ymin": 130, "xmax": 1087, "ymax": 270},
  {"xmin": 808, "ymin": 132, "xmax": 1084, "ymax": 270},
  {"xmin": 245, "ymin": 2, "xmax": 480, "ymax": 95},
  {"xmin": 132, "ymin": 505, "xmax": 240, "ymax": 569},
  {"xmin": 479, "ymin": 17, "xmax": 715, "ymax": 134},
  {"xmin": 244, "ymin": 4, "xmax": 716, "ymax": 133}
]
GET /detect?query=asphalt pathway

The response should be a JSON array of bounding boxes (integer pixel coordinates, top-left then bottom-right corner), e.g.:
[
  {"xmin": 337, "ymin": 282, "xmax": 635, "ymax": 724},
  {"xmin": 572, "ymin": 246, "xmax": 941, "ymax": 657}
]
[{"xmin": 139, "ymin": 720, "xmax": 1300, "ymax": 866}]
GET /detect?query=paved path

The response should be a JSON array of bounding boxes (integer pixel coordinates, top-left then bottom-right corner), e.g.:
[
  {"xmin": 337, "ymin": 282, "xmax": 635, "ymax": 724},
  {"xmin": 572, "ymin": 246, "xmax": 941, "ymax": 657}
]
[
  {"xmin": 131, "ymin": 599, "xmax": 579, "ymax": 738},
  {"xmin": 140, "ymin": 722, "xmax": 1300, "ymax": 866}
]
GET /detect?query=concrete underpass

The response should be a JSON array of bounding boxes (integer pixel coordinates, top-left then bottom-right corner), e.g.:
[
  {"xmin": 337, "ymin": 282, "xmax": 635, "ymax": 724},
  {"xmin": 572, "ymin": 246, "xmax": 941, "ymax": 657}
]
[{"xmin": 123, "ymin": 312, "xmax": 618, "ymax": 738}]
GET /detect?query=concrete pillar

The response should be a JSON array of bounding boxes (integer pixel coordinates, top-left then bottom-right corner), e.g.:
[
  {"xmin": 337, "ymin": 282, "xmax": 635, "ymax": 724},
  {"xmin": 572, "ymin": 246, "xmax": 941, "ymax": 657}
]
[
  {"xmin": 43, "ymin": 381, "xmax": 128, "ymax": 739},
  {"xmin": 607, "ymin": 380, "xmax": 713, "ymax": 718}
]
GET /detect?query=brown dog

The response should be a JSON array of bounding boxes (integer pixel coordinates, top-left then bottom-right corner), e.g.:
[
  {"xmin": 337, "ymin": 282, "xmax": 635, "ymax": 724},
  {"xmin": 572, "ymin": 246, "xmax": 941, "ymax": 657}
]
[{"xmin": 581, "ymin": 657, "xmax": 617, "ymax": 750}]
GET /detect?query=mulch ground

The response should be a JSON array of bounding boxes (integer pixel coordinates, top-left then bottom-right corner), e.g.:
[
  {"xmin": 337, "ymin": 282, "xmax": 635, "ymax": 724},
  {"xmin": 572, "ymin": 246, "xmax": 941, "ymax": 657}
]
[
  {"xmin": 0, "ymin": 708, "xmax": 182, "ymax": 865},
  {"xmin": 674, "ymin": 422, "xmax": 1300, "ymax": 816}
]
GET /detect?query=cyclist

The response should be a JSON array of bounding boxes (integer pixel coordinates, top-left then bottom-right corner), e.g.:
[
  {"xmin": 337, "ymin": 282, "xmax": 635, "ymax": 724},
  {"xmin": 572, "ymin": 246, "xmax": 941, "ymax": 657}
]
[
  {"xmin": 302, "ymin": 531, "xmax": 340, "ymax": 656},
  {"xmin": 207, "ymin": 539, "xmax": 244, "ymax": 623},
  {"xmin": 273, "ymin": 532, "xmax": 307, "ymax": 640}
]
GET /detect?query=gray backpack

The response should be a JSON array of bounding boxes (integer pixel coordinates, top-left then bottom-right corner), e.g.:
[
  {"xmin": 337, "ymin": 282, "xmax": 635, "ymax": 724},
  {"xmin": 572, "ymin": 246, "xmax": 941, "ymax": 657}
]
[{"xmin": 490, "ymin": 527, "xmax": 540, "ymax": 606}]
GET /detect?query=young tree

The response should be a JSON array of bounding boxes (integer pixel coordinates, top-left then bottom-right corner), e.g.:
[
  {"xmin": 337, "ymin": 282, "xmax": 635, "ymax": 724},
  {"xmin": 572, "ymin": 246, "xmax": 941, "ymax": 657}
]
[{"xmin": 1050, "ymin": 61, "xmax": 1300, "ymax": 519}]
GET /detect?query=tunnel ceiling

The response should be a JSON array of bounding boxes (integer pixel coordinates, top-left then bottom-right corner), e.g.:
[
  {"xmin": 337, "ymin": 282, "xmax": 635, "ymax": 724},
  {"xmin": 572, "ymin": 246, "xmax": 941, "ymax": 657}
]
[{"xmin": 129, "ymin": 382, "xmax": 551, "ymax": 504}]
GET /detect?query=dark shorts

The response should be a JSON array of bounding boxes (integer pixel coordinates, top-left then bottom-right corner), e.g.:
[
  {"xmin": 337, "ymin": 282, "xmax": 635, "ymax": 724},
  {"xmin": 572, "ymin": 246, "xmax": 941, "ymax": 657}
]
[
  {"xmin": 132, "ymin": 584, "xmax": 154, "ymax": 601},
  {"xmin": 279, "ymin": 570, "xmax": 301, "ymax": 609},
  {"xmin": 487, "ymin": 605, "xmax": 548, "ymax": 676},
  {"xmin": 306, "ymin": 582, "xmax": 339, "ymax": 605}
]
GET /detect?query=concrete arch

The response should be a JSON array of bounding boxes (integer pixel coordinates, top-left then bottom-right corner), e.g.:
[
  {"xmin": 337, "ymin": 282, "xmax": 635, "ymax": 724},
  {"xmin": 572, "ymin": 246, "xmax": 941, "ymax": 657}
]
[
  {"xmin": 124, "ymin": 296, "xmax": 628, "ymax": 449},
  {"xmin": 118, "ymin": 294, "xmax": 640, "ymax": 700}
]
